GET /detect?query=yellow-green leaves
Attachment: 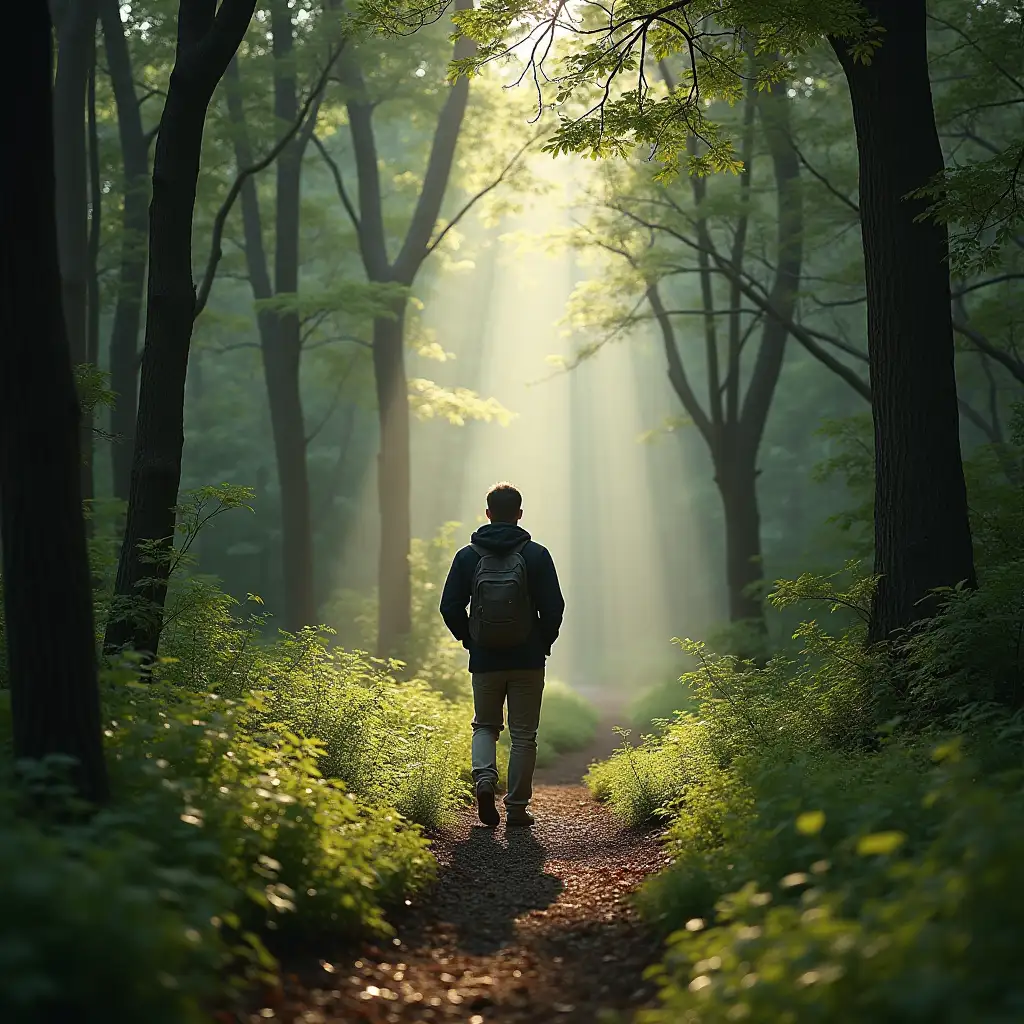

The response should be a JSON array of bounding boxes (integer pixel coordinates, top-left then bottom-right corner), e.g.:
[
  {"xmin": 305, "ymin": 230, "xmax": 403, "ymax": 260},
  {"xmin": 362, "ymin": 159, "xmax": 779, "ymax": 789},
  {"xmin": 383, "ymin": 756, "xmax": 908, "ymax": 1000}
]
[
  {"xmin": 796, "ymin": 810, "xmax": 826, "ymax": 835},
  {"xmin": 856, "ymin": 831, "xmax": 906, "ymax": 856}
]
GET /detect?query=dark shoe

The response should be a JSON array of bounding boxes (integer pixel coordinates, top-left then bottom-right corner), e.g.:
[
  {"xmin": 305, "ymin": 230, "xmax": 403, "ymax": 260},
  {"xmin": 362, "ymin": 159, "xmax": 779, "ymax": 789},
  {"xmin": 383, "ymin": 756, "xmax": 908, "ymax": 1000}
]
[
  {"xmin": 476, "ymin": 780, "xmax": 499, "ymax": 827},
  {"xmin": 506, "ymin": 807, "xmax": 535, "ymax": 827}
]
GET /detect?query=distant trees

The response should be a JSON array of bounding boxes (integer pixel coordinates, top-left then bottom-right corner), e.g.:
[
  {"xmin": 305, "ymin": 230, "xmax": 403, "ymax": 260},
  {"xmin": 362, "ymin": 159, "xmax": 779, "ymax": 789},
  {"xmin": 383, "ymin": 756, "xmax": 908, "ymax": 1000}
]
[
  {"xmin": 435, "ymin": 0, "xmax": 980, "ymax": 642},
  {"xmin": 574, "ymin": 64, "xmax": 803, "ymax": 639},
  {"xmin": 1, "ymin": 0, "xmax": 107, "ymax": 802}
]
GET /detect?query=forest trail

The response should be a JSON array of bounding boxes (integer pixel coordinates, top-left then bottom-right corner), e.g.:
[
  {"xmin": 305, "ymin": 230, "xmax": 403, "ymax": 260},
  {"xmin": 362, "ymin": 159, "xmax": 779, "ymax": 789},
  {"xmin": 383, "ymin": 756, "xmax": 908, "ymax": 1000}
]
[{"xmin": 266, "ymin": 706, "xmax": 669, "ymax": 1024}]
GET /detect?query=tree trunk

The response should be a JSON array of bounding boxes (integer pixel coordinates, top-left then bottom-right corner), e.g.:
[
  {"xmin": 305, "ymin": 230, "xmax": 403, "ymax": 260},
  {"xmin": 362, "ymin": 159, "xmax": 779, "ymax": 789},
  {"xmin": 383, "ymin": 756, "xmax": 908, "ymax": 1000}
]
[
  {"xmin": 106, "ymin": 0, "xmax": 257, "ymax": 655},
  {"xmin": 1, "ymin": 0, "xmax": 108, "ymax": 803},
  {"xmin": 53, "ymin": 0, "xmax": 98, "ymax": 503},
  {"xmin": 269, "ymin": 0, "xmax": 317, "ymax": 630},
  {"xmin": 101, "ymin": 0, "xmax": 149, "ymax": 502},
  {"xmin": 715, "ymin": 457, "xmax": 764, "ymax": 625},
  {"xmin": 223, "ymin": 30, "xmax": 318, "ymax": 634},
  {"xmin": 373, "ymin": 302, "xmax": 412, "ymax": 657},
  {"xmin": 832, "ymin": 1, "xmax": 976, "ymax": 643}
]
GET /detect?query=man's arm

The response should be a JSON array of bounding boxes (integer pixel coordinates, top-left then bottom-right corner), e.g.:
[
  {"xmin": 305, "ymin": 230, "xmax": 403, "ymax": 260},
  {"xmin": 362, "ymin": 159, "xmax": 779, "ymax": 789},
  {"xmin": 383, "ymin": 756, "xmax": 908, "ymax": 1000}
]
[
  {"xmin": 533, "ymin": 547, "xmax": 565, "ymax": 652},
  {"xmin": 439, "ymin": 548, "xmax": 474, "ymax": 644}
]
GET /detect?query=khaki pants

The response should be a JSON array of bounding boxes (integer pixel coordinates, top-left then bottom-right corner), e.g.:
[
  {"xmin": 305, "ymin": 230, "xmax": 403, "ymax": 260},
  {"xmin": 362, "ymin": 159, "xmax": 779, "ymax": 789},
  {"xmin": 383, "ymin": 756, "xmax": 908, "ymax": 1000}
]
[{"xmin": 471, "ymin": 668, "xmax": 545, "ymax": 808}]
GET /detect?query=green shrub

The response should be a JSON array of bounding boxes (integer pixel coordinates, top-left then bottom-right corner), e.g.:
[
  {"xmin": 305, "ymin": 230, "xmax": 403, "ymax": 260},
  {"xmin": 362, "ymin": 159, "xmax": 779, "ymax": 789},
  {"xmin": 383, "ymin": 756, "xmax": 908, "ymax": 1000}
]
[
  {"xmin": 639, "ymin": 748, "xmax": 1024, "ymax": 1024},
  {"xmin": 149, "ymin": 582, "xmax": 472, "ymax": 830},
  {"xmin": 538, "ymin": 678, "xmax": 600, "ymax": 763},
  {"xmin": 629, "ymin": 675, "xmax": 698, "ymax": 734},
  {"xmin": 0, "ymin": 808, "xmax": 230, "ymax": 1024}
]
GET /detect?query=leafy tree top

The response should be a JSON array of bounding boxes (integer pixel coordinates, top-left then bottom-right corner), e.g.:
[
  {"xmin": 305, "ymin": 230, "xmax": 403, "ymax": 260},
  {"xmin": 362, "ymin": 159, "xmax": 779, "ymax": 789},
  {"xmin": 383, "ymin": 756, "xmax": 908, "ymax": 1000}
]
[{"xmin": 362, "ymin": 0, "xmax": 876, "ymax": 175}]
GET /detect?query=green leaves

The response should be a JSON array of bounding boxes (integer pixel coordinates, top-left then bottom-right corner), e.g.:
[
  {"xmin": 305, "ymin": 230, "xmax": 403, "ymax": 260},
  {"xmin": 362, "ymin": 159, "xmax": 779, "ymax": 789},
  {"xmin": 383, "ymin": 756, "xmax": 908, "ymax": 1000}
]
[{"xmin": 407, "ymin": 377, "xmax": 515, "ymax": 425}]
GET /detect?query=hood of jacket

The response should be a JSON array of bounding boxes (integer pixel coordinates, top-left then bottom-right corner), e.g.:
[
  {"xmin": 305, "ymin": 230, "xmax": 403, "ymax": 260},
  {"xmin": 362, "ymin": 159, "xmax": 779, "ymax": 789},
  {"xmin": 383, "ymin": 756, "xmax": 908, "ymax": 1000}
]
[{"xmin": 470, "ymin": 522, "xmax": 532, "ymax": 553}]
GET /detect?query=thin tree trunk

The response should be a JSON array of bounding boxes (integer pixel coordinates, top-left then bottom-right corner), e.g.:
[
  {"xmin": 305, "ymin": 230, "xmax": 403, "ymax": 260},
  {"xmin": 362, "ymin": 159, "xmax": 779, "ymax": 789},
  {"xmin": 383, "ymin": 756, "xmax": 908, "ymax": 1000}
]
[
  {"xmin": 832, "ymin": 1, "xmax": 976, "ymax": 643},
  {"xmin": 2, "ymin": 0, "xmax": 108, "ymax": 803},
  {"xmin": 106, "ymin": 0, "xmax": 257, "ymax": 655},
  {"xmin": 101, "ymin": 0, "xmax": 149, "ymax": 502},
  {"xmin": 715, "ymin": 459, "xmax": 764, "ymax": 625},
  {"xmin": 223, "ymin": 32, "xmax": 317, "ymax": 633},
  {"xmin": 269, "ymin": 0, "xmax": 316, "ymax": 630},
  {"xmin": 373, "ymin": 302, "xmax": 412, "ymax": 656},
  {"xmin": 717, "ymin": 76, "xmax": 803, "ymax": 633}
]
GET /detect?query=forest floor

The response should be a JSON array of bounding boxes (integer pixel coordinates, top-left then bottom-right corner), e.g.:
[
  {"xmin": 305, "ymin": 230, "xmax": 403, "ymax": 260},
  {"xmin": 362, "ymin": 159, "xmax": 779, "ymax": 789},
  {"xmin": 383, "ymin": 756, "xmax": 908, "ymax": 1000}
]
[{"xmin": 255, "ymin": 696, "xmax": 670, "ymax": 1024}]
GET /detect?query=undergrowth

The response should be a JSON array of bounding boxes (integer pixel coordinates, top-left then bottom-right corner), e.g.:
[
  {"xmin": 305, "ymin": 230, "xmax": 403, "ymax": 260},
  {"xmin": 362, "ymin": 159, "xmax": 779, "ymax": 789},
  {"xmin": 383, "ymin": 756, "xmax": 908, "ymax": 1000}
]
[
  {"xmin": 590, "ymin": 530, "xmax": 1024, "ymax": 1019},
  {"xmin": 0, "ymin": 494, "xmax": 475, "ymax": 1021}
]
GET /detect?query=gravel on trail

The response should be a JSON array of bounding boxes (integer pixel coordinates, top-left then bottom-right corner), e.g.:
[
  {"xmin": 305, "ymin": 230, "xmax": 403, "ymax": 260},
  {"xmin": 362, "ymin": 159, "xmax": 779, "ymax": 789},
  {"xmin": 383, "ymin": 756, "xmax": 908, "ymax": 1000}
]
[{"xmin": 257, "ymin": 771, "xmax": 669, "ymax": 1024}]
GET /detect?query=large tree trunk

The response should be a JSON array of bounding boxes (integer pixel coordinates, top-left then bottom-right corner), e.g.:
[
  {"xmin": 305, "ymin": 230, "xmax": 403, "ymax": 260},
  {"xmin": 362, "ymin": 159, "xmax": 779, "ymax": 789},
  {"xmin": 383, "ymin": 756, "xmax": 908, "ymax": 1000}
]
[
  {"xmin": 373, "ymin": 302, "xmax": 412, "ymax": 657},
  {"xmin": 106, "ymin": 0, "xmax": 257, "ymax": 655},
  {"xmin": 101, "ymin": 0, "xmax": 149, "ymax": 502},
  {"xmin": 2, "ymin": 0, "xmax": 108, "ymax": 803},
  {"xmin": 53, "ymin": 0, "xmax": 98, "ymax": 503},
  {"xmin": 832, "ymin": 1, "xmax": 976, "ymax": 643}
]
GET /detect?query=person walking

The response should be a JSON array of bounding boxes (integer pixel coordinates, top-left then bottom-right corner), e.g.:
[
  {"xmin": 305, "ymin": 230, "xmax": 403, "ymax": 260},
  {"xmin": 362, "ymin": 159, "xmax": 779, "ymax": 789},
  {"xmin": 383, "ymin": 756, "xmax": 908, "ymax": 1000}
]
[{"xmin": 440, "ymin": 482, "xmax": 565, "ymax": 827}]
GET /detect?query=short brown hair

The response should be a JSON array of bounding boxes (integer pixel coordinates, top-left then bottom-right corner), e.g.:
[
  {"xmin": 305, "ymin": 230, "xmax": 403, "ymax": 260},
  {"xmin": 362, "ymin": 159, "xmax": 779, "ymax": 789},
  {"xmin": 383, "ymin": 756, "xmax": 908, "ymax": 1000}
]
[{"xmin": 487, "ymin": 482, "xmax": 522, "ymax": 522}]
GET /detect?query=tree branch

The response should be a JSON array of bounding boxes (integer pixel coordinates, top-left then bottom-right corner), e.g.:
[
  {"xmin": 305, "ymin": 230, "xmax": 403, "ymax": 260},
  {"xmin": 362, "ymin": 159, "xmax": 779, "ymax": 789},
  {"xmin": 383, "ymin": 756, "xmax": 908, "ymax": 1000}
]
[
  {"xmin": 425, "ymin": 129, "xmax": 541, "ymax": 258},
  {"xmin": 194, "ymin": 41, "xmax": 345, "ymax": 317},
  {"xmin": 392, "ymin": 0, "xmax": 477, "ymax": 284},
  {"xmin": 312, "ymin": 132, "xmax": 361, "ymax": 235}
]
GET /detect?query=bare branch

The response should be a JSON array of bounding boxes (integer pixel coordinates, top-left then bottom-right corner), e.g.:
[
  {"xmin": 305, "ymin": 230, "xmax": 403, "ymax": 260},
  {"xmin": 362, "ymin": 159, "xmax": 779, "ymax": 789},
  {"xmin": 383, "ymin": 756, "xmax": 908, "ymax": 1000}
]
[
  {"xmin": 312, "ymin": 133, "xmax": 361, "ymax": 235},
  {"xmin": 194, "ymin": 42, "xmax": 345, "ymax": 317},
  {"xmin": 425, "ymin": 130, "xmax": 543, "ymax": 257}
]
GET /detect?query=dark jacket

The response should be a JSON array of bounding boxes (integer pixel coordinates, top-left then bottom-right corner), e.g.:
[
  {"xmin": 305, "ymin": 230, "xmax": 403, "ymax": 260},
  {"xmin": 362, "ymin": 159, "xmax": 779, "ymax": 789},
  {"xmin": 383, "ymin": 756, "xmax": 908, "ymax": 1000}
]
[{"xmin": 439, "ymin": 522, "xmax": 565, "ymax": 673}]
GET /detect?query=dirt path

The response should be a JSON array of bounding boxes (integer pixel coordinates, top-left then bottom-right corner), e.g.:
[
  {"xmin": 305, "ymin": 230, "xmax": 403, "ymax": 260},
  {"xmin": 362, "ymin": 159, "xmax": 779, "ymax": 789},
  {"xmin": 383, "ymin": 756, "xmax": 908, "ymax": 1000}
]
[{"xmin": 264, "ymin": 707, "xmax": 666, "ymax": 1024}]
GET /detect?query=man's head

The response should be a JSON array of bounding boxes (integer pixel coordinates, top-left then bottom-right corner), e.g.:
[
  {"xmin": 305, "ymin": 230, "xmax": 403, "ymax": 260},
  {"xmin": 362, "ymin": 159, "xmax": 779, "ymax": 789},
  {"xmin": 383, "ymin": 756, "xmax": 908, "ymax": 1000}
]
[{"xmin": 485, "ymin": 481, "xmax": 523, "ymax": 524}]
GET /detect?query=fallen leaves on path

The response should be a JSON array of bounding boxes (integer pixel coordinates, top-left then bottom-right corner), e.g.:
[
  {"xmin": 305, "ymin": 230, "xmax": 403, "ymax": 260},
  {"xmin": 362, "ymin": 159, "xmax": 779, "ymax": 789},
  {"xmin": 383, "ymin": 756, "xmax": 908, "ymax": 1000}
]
[{"xmin": 256, "ymin": 784, "xmax": 667, "ymax": 1024}]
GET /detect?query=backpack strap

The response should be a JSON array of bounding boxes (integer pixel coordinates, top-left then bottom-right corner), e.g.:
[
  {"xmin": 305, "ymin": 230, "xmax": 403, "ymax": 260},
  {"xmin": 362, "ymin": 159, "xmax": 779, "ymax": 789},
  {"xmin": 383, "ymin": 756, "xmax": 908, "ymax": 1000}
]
[{"xmin": 469, "ymin": 543, "xmax": 489, "ymax": 558}]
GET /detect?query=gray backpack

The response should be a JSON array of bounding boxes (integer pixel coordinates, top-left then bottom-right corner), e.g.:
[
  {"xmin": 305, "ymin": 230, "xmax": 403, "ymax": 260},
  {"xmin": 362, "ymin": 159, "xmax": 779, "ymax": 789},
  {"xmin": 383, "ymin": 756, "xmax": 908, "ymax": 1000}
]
[{"xmin": 468, "ymin": 540, "xmax": 533, "ymax": 648}]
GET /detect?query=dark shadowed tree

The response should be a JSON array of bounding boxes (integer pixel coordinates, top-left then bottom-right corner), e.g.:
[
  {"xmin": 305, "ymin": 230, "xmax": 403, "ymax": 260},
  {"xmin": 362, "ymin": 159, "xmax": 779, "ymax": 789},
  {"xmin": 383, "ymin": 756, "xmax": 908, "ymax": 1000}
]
[
  {"xmin": 829, "ymin": 0, "xmax": 976, "ymax": 641},
  {"xmin": 105, "ymin": 0, "xmax": 257, "ymax": 656},
  {"xmin": 52, "ymin": 0, "xmax": 99, "ymax": 501},
  {"xmin": 1, "ymin": 0, "xmax": 108, "ymax": 803}
]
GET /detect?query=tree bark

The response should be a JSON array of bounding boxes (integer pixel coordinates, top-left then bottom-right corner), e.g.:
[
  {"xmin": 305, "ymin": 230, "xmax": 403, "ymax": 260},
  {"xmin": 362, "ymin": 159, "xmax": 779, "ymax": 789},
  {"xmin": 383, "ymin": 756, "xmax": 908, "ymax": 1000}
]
[
  {"xmin": 101, "ymin": 0, "xmax": 150, "ymax": 502},
  {"xmin": 715, "ymin": 458, "xmax": 764, "ymax": 624},
  {"xmin": 106, "ymin": 0, "xmax": 257, "ymax": 655},
  {"xmin": 1, "ymin": 0, "xmax": 108, "ymax": 803},
  {"xmin": 53, "ymin": 0, "xmax": 98, "ymax": 504},
  {"xmin": 372, "ymin": 302, "xmax": 413, "ymax": 655},
  {"xmin": 53, "ymin": 0, "xmax": 96, "ymax": 368},
  {"xmin": 832, "ymin": 0, "xmax": 976, "ymax": 643}
]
